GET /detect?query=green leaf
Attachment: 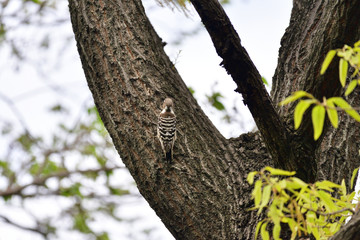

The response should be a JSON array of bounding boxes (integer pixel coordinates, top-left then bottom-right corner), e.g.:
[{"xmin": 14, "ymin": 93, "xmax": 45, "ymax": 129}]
[
  {"xmin": 207, "ymin": 92, "xmax": 225, "ymax": 111},
  {"xmin": 264, "ymin": 167, "xmax": 296, "ymax": 176},
  {"xmin": 29, "ymin": 162, "xmax": 40, "ymax": 175},
  {"xmin": 343, "ymin": 48, "xmax": 352, "ymax": 60},
  {"xmin": 0, "ymin": 24, "xmax": 6, "ymax": 39},
  {"xmin": 287, "ymin": 218, "xmax": 298, "ymax": 240},
  {"xmin": 73, "ymin": 213, "xmax": 91, "ymax": 233},
  {"xmin": 213, "ymin": 100, "xmax": 225, "ymax": 111},
  {"xmin": 109, "ymin": 187, "xmax": 130, "ymax": 196},
  {"xmin": 351, "ymin": 167, "xmax": 359, "ymax": 189},
  {"xmin": 341, "ymin": 179, "xmax": 347, "ymax": 195},
  {"xmin": 294, "ymin": 100, "xmax": 315, "ymax": 129},
  {"xmin": 259, "ymin": 185, "xmax": 272, "ymax": 211},
  {"xmin": 311, "ymin": 105, "xmax": 326, "ymax": 140},
  {"xmin": 279, "ymin": 91, "xmax": 310, "ymax": 106},
  {"xmin": 60, "ymin": 183, "xmax": 83, "ymax": 198},
  {"xmin": 49, "ymin": 104, "xmax": 67, "ymax": 113},
  {"xmin": 273, "ymin": 223, "xmax": 282, "ymax": 240},
  {"xmin": 350, "ymin": 55, "xmax": 359, "ymax": 67},
  {"xmin": 87, "ymin": 105, "xmax": 99, "ymax": 116},
  {"xmin": 345, "ymin": 80, "xmax": 358, "ymax": 96},
  {"xmin": 331, "ymin": 97, "xmax": 360, "ymax": 121},
  {"xmin": 329, "ymin": 222, "xmax": 341, "ymax": 236},
  {"xmin": 318, "ymin": 190, "xmax": 337, "ymax": 211},
  {"xmin": 315, "ymin": 180, "xmax": 341, "ymax": 191},
  {"xmin": 17, "ymin": 134, "xmax": 35, "ymax": 152},
  {"xmin": 82, "ymin": 145, "xmax": 96, "ymax": 155},
  {"xmin": 349, "ymin": 190, "xmax": 356, "ymax": 198},
  {"xmin": 276, "ymin": 179, "xmax": 287, "ymax": 191},
  {"xmin": 247, "ymin": 171, "xmax": 257, "ymax": 185},
  {"xmin": 325, "ymin": 100, "xmax": 338, "ymax": 128},
  {"xmin": 351, "ymin": 67, "xmax": 359, "ymax": 78},
  {"xmin": 176, "ymin": 0, "xmax": 186, "ymax": 7},
  {"xmin": 306, "ymin": 211, "xmax": 316, "ymax": 222},
  {"xmin": 220, "ymin": 0, "xmax": 230, "ymax": 4},
  {"xmin": 42, "ymin": 160, "xmax": 58, "ymax": 175},
  {"xmin": 3, "ymin": 194, "xmax": 12, "ymax": 201},
  {"xmin": 83, "ymin": 171, "xmax": 99, "ymax": 180},
  {"xmin": 355, "ymin": 40, "xmax": 360, "ymax": 48},
  {"xmin": 286, "ymin": 177, "xmax": 308, "ymax": 189},
  {"xmin": 96, "ymin": 156, "xmax": 107, "ymax": 167},
  {"xmin": 0, "ymin": 161, "xmax": 8, "ymax": 170},
  {"xmin": 311, "ymin": 226, "xmax": 320, "ymax": 240},
  {"xmin": 268, "ymin": 203, "xmax": 281, "ymax": 224},
  {"xmin": 188, "ymin": 87, "xmax": 195, "ymax": 95},
  {"xmin": 321, "ymin": 50, "xmax": 337, "ymax": 74},
  {"xmin": 339, "ymin": 58, "xmax": 348, "ymax": 87},
  {"xmin": 281, "ymin": 217, "xmax": 290, "ymax": 224},
  {"xmin": 262, "ymin": 76, "xmax": 269, "ymax": 86},
  {"xmin": 253, "ymin": 180, "xmax": 262, "ymax": 207},
  {"xmin": 260, "ymin": 222, "xmax": 270, "ymax": 240},
  {"xmin": 255, "ymin": 221, "xmax": 263, "ymax": 240},
  {"xmin": 96, "ymin": 232, "xmax": 110, "ymax": 240}
]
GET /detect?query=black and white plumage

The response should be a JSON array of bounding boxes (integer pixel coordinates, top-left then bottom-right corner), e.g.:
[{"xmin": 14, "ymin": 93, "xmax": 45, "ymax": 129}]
[{"xmin": 157, "ymin": 98, "xmax": 176, "ymax": 161}]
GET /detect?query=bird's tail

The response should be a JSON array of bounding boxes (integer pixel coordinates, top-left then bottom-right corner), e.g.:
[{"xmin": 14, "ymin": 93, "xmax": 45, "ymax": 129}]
[{"xmin": 165, "ymin": 150, "xmax": 172, "ymax": 162}]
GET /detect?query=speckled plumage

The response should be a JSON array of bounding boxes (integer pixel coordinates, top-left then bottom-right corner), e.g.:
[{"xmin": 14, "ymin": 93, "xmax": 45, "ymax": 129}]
[{"xmin": 157, "ymin": 98, "xmax": 176, "ymax": 161}]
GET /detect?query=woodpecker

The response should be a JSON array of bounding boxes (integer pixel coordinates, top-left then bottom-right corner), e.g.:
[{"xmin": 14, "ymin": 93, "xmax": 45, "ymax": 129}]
[{"xmin": 157, "ymin": 98, "xmax": 176, "ymax": 161}]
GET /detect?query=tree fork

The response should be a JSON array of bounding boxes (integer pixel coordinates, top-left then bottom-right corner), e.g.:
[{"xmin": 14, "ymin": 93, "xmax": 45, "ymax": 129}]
[
  {"xmin": 68, "ymin": 0, "xmax": 360, "ymax": 238},
  {"xmin": 68, "ymin": 0, "xmax": 266, "ymax": 238}
]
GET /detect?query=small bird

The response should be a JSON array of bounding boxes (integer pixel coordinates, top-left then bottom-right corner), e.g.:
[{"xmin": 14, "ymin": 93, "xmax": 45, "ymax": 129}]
[{"xmin": 157, "ymin": 98, "xmax": 176, "ymax": 161}]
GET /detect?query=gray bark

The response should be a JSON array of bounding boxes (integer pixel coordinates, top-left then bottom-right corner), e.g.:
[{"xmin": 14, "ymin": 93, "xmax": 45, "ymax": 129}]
[{"xmin": 68, "ymin": 0, "xmax": 360, "ymax": 239}]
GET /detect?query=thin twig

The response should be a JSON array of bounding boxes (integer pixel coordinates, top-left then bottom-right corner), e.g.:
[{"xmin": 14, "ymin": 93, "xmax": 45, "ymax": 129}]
[
  {"xmin": 302, "ymin": 206, "xmax": 355, "ymax": 216},
  {"xmin": 0, "ymin": 214, "xmax": 48, "ymax": 237}
]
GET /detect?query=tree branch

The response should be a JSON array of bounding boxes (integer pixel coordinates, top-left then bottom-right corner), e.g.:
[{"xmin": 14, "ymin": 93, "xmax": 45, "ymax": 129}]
[
  {"xmin": 304, "ymin": 206, "xmax": 355, "ymax": 216},
  {"xmin": 189, "ymin": 0, "xmax": 299, "ymax": 175},
  {"xmin": 0, "ymin": 166, "xmax": 122, "ymax": 197},
  {"xmin": 0, "ymin": 214, "xmax": 48, "ymax": 238}
]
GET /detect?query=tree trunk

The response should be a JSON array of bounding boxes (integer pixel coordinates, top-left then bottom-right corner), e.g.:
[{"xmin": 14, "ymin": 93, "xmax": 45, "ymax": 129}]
[{"xmin": 68, "ymin": 0, "xmax": 360, "ymax": 239}]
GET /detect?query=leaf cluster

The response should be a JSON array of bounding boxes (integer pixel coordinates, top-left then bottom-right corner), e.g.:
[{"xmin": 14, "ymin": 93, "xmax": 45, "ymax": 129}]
[
  {"xmin": 280, "ymin": 40, "xmax": 360, "ymax": 140},
  {"xmin": 321, "ymin": 40, "xmax": 360, "ymax": 91},
  {"xmin": 247, "ymin": 167, "xmax": 359, "ymax": 240}
]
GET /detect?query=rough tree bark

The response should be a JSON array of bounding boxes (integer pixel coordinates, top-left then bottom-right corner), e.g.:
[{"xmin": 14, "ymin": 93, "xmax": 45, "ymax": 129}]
[{"xmin": 68, "ymin": 0, "xmax": 360, "ymax": 239}]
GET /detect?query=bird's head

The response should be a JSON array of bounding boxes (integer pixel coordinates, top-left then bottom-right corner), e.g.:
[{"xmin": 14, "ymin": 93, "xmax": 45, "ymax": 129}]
[{"xmin": 163, "ymin": 98, "xmax": 174, "ymax": 111}]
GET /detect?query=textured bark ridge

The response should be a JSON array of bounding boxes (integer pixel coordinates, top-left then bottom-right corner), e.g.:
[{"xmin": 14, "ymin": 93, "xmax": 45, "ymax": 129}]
[{"xmin": 69, "ymin": 0, "xmax": 360, "ymax": 239}]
